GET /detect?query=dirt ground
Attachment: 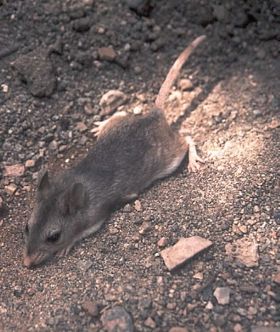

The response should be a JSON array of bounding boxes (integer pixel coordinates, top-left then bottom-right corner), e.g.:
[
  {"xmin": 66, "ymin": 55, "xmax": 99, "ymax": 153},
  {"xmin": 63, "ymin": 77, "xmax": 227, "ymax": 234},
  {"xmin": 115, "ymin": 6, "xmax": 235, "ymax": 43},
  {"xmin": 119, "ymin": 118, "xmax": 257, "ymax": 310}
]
[{"xmin": 0, "ymin": 0, "xmax": 280, "ymax": 331}]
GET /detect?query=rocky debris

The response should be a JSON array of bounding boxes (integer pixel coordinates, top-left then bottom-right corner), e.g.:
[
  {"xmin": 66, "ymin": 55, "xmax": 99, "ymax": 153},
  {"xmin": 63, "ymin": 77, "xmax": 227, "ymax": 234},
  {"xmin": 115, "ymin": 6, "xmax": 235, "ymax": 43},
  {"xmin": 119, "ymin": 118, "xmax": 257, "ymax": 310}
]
[
  {"xmin": 82, "ymin": 300, "xmax": 99, "ymax": 317},
  {"xmin": 214, "ymin": 287, "xmax": 231, "ymax": 305},
  {"xmin": 225, "ymin": 237, "xmax": 259, "ymax": 267},
  {"xmin": 4, "ymin": 184, "xmax": 17, "ymax": 195},
  {"xmin": 98, "ymin": 47, "xmax": 117, "ymax": 62},
  {"xmin": 178, "ymin": 79, "xmax": 193, "ymax": 91},
  {"xmin": 11, "ymin": 49, "xmax": 56, "ymax": 97},
  {"xmin": 169, "ymin": 327, "xmax": 189, "ymax": 332},
  {"xmin": 160, "ymin": 236, "xmax": 213, "ymax": 271},
  {"xmin": 101, "ymin": 306, "xmax": 134, "ymax": 332},
  {"xmin": 139, "ymin": 222, "xmax": 151, "ymax": 235},
  {"xmin": 4, "ymin": 164, "xmax": 25, "ymax": 177},
  {"xmin": 99, "ymin": 90, "xmax": 128, "ymax": 116},
  {"xmin": 72, "ymin": 17, "xmax": 91, "ymax": 32},
  {"xmin": 0, "ymin": 196, "xmax": 3, "ymax": 213}
]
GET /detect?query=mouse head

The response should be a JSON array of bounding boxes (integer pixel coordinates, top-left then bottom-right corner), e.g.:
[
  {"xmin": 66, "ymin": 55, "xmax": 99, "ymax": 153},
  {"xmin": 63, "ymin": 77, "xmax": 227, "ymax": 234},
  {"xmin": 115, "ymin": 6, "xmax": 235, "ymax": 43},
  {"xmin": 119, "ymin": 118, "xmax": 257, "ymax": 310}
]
[{"xmin": 23, "ymin": 170, "xmax": 89, "ymax": 268}]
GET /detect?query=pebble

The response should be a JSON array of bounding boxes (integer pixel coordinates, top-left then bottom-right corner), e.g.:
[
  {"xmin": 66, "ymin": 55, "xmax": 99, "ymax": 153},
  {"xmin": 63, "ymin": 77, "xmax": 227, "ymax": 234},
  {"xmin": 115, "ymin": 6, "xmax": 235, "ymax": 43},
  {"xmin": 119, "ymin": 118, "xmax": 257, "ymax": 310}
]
[
  {"xmin": 99, "ymin": 90, "xmax": 128, "ymax": 116},
  {"xmin": 5, "ymin": 184, "xmax": 17, "ymax": 195},
  {"xmin": 98, "ymin": 47, "xmax": 117, "ymax": 61},
  {"xmin": 76, "ymin": 122, "xmax": 88, "ymax": 132},
  {"xmin": 0, "ymin": 196, "xmax": 3, "ymax": 210},
  {"xmin": 233, "ymin": 323, "xmax": 243, "ymax": 332},
  {"xmin": 144, "ymin": 317, "xmax": 156, "ymax": 329},
  {"xmin": 160, "ymin": 236, "xmax": 213, "ymax": 271},
  {"xmin": 4, "ymin": 164, "xmax": 25, "ymax": 177},
  {"xmin": 157, "ymin": 237, "xmax": 167, "ymax": 248},
  {"xmin": 225, "ymin": 237, "xmax": 259, "ymax": 267},
  {"xmin": 82, "ymin": 300, "xmax": 99, "ymax": 317},
  {"xmin": 273, "ymin": 273, "xmax": 280, "ymax": 285},
  {"xmin": 178, "ymin": 79, "xmax": 193, "ymax": 91},
  {"xmin": 214, "ymin": 287, "xmax": 231, "ymax": 305},
  {"xmin": 101, "ymin": 306, "xmax": 133, "ymax": 332},
  {"xmin": 134, "ymin": 200, "xmax": 142, "ymax": 211},
  {"xmin": 25, "ymin": 160, "xmax": 36, "ymax": 168},
  {"xmin": 72, "ymin": 17, "xmax": 91, "ymax": 32},
  {"xmin": 139, "ymin": 222, "xmax": 151, "ymax": 235}
]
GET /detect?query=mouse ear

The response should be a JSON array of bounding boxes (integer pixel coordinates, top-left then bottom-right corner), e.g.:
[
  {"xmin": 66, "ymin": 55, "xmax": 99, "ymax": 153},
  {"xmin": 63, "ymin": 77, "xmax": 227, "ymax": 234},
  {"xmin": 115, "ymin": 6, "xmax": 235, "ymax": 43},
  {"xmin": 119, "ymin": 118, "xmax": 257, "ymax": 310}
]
[
  {"xmin": 60, "ymin": 183, "xmax": 88, "ymax": 216},
  {"xmin": 38, "ymin": 170, "xmax": 50, "ymax": 194}
]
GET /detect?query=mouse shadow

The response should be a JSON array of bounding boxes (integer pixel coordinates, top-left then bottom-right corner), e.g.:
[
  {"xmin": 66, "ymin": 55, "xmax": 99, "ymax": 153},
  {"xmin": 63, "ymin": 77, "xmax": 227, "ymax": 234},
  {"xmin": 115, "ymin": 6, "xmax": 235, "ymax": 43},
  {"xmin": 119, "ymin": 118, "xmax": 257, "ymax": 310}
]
[{"xmin": 170, "ymin": 76, "xmax": 222, "ymax": 132}]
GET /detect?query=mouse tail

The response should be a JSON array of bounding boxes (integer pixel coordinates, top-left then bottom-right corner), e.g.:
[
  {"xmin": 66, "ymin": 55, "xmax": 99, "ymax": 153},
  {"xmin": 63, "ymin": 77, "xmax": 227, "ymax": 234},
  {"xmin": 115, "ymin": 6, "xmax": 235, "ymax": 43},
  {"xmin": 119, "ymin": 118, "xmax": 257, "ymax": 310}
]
[{"xmin": 155, "ymin": 35, "xmax": 206, "ymax": 110}]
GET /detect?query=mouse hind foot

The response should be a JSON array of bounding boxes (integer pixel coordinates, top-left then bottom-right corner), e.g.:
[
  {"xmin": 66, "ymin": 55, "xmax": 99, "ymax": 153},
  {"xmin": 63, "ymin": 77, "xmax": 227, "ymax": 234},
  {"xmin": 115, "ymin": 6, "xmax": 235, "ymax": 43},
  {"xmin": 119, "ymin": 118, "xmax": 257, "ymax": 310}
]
[{"xmin": 185, "ymin": 136, "xmax": 204, "ymax": 172}]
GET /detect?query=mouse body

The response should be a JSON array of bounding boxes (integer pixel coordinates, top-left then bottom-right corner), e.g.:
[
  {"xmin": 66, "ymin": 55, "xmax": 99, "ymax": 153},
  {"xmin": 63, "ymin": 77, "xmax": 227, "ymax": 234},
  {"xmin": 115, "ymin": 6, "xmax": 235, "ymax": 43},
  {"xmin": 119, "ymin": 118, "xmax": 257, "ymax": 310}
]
[{"xmin": 23, "ymin": 36, "xmax": 206, "ymax": 267}]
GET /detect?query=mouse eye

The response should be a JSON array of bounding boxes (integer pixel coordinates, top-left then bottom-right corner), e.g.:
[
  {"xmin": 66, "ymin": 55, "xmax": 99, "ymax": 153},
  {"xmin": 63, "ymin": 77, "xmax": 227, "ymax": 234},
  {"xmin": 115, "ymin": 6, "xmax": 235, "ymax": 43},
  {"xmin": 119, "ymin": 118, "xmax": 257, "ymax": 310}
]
[
  {"xmin": 46, "ymin": 231, "xmax": 61, "ymax": 243},
  {"xmin": 24, "ymin": 223, "xmax": 29, "ymax": 234}
]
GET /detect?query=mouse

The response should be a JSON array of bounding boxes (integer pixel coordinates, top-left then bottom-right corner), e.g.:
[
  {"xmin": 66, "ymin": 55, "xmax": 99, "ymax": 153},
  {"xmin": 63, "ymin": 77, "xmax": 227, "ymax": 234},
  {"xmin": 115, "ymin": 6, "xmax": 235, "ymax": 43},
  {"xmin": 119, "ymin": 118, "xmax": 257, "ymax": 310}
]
[{"xmin": 23, "ymin": 35, "xmax": 206, "ymax": 267}]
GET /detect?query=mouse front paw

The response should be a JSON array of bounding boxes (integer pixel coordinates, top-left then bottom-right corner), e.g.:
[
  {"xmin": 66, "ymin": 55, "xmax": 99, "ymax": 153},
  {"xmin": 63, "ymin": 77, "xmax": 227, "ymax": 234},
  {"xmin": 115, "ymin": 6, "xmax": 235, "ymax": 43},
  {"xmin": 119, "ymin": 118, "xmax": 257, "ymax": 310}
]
[{"xmin": 56, "ymin": 245, "xmax": 73, "ymax": 258}]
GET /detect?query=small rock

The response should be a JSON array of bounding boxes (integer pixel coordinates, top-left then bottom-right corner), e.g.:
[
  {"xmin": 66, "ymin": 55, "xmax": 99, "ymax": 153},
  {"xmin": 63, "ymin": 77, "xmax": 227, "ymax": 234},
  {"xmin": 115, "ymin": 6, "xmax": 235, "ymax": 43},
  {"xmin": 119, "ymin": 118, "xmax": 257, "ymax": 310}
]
[
  {"xmin": 76, "ymin": 122, "xmax": 88, "ymax": 132},
  {"xmin": 101, "ymin": 306, "xmax": 133, "ymax": 332},
  {"xmin": 4, "ymin": 164, "xmax": 25, "ymax": 177},
  {"xmin": 5, "ymin": 184, "xmax": 17, "ymax": 195},
  {"xmin": 98, "ymin": 47, "xmax": 117, "ymax": 62},
  {"xmin": 160, "ymin": 236, "xmax": 213, "ymax": 271},
  {"xmin": 214, "ymin": 287, "xmax": 231, "ymax": 305},
  {"xmin": 1, "ymin": 84, "xmax": 8, "ymax": 93},
  {"xmin": 127, "ymin": 0, "xmax": 153, "ymax": 16},
  {"xmin": 133, "ymin": 105, "xmax": 143, "ymax": 115},
  {"xmin": 213, "ymin": 5, "xmax": 229, "ymax": 22},
  {"xmin": 84, "ymin": 103, "xmax": 96, "ymax": 115},
  {"xmin": 157, "ymin": 237, "xmax": 167, "ymax": 248},
  {"xmin": 25, "ymin": 160, "xmax": 36, "ymax": 168},
  {"xmin": 123, "ymin": 204, "xmax": 132, "ymax": 213},
  {"xmin": 169, "ymin": 327, "xmax": 189, "ymax": 332},
  {"xmin": 82, "ymin": 300, "xmax": 99, "ymax": 317},
  {"xmin": 233, "ymin": 323, "xmax": 243, "ymax": 332},
  {"xmin": 273, "ymin": 273, "xmax": 280, "ymax": 285},
  {"xmin": 72, "ymin": 17, "xmax": 91, "ymax": 32},
  {"xmin": 193, "ymin": 272, "xmax": 203, "ymax": 280},
  {"xmin": 0, "ymin": 196, "xmax": 3, "ymax": 210},
  {"xmin": 225, "ymin": 237, "xmax": 259, "ymax": 267},
  {"xmin": 144, "ymin": 317, "xmax": 156, "ymax": 329},
  {"xmin": 139, "ymin": 222, "xmax": 151, "ymax": 235},
  {"xmin": 134, "ymin": 200, "xmax": 142, "ymax": 211},
  {"xmin": 48, "ymin": 140, "xmax": 58, "ymax": 151},
  {"xmin": 205, "ymin": 301, "xmax": 213, "ymax": 310},
  {"xmin": 178, "ymin": 79, "xmax": 193, "ymax": 91},
  {"xmin": 11, "ymin": 49, "xmax": 56, "ymax": 97},
  {"xmin": 99, "ymin": 90, "xmax": 128, "ymax": 116}
]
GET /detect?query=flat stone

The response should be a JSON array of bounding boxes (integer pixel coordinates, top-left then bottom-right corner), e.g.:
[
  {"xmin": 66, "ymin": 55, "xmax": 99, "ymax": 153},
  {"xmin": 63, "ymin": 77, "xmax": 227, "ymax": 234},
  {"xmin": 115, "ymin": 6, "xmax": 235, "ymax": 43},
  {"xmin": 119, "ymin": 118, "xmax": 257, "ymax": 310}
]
[
  {"xmin": 4, "ymin": 164, "xmax": 25, "ymax": 177},
  {"xmin": 98, "ymin": 47, "xmax": 117, "ymax": 61},
  {"xmin": 99, "ymin": 90, "xmax": 128, "ymax": 116},
  {"xmin": 214, "ymin": 287, "xmax": 231, "ymax": 305},
  {"xmin": 101, "ymin": 306, "xmax": 133, "ymax": 332},
  {"xmin": 160, "ymin": 236, "xmax": 213, "ymax": 271},
  {"xmin": 225, "ymin": 237, "xmax": 259, "ymax": 267}
]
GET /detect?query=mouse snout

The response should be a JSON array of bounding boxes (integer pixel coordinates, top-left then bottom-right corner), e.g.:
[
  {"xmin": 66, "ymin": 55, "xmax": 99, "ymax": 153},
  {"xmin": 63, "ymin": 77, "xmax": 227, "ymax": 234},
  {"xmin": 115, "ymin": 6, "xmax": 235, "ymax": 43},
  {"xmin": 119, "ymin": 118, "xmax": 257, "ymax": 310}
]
[
  {"xmin": 23, "ymin": 252, "xmax": 45, "ymax": 268},
  {"xmin": 23, "ymin": 255, "xmax": 33, "ymax": 268}
]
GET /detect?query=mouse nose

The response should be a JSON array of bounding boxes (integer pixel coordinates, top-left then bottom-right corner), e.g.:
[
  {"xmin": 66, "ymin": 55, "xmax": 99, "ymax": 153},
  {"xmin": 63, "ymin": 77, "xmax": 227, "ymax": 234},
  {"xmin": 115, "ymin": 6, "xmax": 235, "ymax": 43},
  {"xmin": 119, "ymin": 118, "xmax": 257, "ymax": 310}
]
[{"xmin": 23, "ymin": 255, "xmax": 32, "ymax": 268}]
